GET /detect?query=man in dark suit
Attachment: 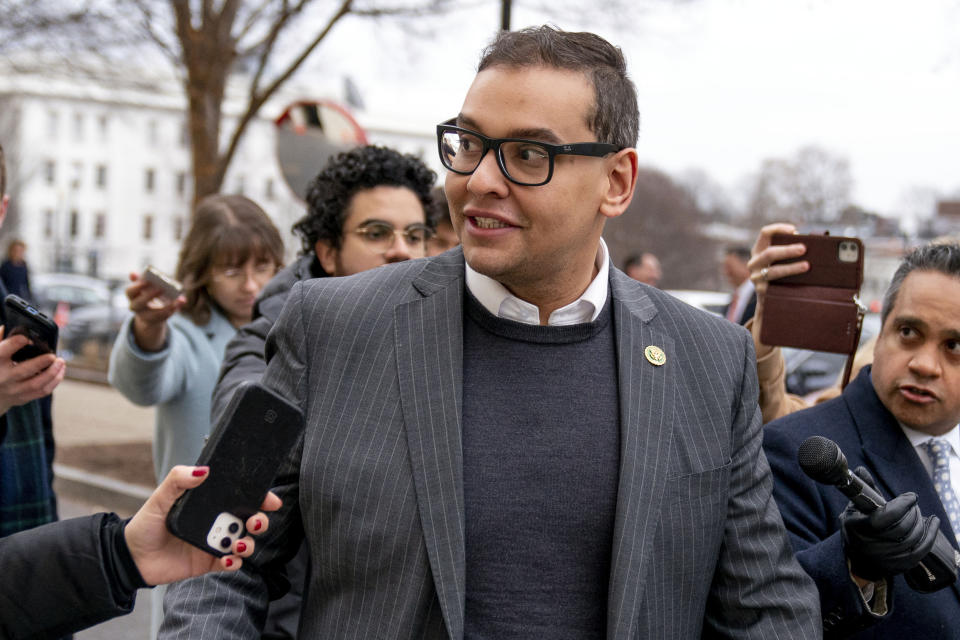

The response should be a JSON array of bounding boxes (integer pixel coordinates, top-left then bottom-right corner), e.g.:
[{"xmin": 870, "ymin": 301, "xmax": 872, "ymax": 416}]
[
  {"xmin": 764, "ymin": 242, "xmax": 960, "ymax": 638},
  {"xmin": 161, "ymin": 26, "xmax": 819, "ymax": 638}
]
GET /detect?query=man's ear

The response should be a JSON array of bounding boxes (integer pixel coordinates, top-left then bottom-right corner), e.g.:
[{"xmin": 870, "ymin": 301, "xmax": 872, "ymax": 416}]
[
  {"xmin": 0, "ymin": 195, "xmax": 8, "ymax": 230},
  {"xmin": 314, "ymin": 239, "xmax": 338, "ymax": 276},
  {"xmin": 599, "ymin": 148, "xmax": 638, "ymax": 220}
]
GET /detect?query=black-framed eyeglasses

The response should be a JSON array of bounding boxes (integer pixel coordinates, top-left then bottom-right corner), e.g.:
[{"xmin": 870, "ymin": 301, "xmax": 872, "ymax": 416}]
[
  {"xmin": 436, "ymin": 118, "xmax": 622, "ymax": 187},
  {"xmin": 351, "ymin": 222, "xmax": 434, "ymax": 255}
]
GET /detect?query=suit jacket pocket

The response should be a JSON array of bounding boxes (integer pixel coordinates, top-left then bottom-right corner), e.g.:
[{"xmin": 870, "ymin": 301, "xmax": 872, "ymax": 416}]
[{"xmin": 657, "ymin": 463, "xmax": 733, "ymax": 589}]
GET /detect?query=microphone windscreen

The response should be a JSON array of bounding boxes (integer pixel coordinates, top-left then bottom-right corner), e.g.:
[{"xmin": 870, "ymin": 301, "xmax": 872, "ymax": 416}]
[{"xmin": 798, "ymin": 435, "xmax": 847, "ymax": 484}]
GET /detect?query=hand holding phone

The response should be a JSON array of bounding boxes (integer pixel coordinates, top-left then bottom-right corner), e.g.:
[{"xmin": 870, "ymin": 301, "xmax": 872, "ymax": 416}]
[
  {"xmin": 166, "ymin": 382, "xmax": 303, "ymax": 556},
  {"xmin": 758, "ymin": 232, "xmax": 864, "ymax": 354},
  {"xmin": 3, "ymin": 294, "xmax": 58, "ymax": 362}
]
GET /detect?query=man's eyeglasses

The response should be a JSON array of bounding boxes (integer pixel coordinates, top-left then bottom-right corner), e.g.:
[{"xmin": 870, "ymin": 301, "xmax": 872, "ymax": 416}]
[
  {"xmin": 436, "ymin": 118, "xmax": 622, "ymax": 187},
  {"xmin": 352, "ymin": 222, "xmax": 434, "ymax": 255}
]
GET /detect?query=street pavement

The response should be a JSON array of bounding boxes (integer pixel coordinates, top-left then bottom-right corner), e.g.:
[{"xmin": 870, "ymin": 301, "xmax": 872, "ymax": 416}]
[{"xmin": 51, "ymin": 378, "xmax": 156, "ymax": 638}]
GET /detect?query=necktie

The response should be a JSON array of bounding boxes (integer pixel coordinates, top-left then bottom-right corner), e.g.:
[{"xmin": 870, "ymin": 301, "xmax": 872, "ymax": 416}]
[
  {"xmin": 922, "ymin": 438, "xmax": 960, "ymax": 542},
  {"xmin": 726, "ymin": 290, "xmax": 740, "ymax": 322}
]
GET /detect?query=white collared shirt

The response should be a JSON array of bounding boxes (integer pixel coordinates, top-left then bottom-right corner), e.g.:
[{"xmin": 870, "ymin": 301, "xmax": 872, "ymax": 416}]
[
  {"xmin": 729, "ymin": 278, "xmax": 755, "ymax": 323},
  {"xmin": 465, "ymin": 239, "xmax": 610, "ymax": 326},
  {"xmin": 901, "ymin": 423, "xmax": 960, "ymax": 494}
]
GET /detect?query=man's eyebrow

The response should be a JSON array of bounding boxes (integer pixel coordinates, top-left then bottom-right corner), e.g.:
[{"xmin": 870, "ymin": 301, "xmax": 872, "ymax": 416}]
[{"xmin": 457, "ymin": 114, "xmax": 562, "ymax": 144}]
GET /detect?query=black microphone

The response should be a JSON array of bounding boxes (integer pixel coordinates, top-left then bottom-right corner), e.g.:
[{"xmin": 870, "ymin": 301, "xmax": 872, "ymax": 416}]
[
  {"xmin": 797, "ymin": 435, "xmax": 959, "ymax": 593},
  {"xmin": 798, "ymin": 435, "xmax": 886, "ymax": 513}
]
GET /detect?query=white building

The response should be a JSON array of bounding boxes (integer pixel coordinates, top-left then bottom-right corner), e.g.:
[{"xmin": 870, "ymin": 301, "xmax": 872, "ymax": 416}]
[{"xmin": 0, "ymin": 60, "xmax": 440, "ymax": 282}]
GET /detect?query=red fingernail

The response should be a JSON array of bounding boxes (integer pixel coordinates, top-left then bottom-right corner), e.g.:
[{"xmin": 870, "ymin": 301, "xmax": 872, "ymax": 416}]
[
  {"xmin": 192, "ymin": 467, "xmax": 208, "ymax": 477},
  {"xmin": 253, "ymin": 520, "xmax": 262, "ymax": 531},
  {"xmin": 236, "ymin": 542, "xmax": 247, "ymax": 552},
  {"xmin": 225, "ymin": 558, "xmax": 233, "ymax": 567}
]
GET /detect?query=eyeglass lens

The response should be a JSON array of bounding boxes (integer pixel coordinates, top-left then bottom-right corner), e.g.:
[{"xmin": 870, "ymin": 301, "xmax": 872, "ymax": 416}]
[
  {"xmin": 357, "ymin": 223, "xmax": 431, "ymax": 255},
  {"xmin": 439, "ymin": 130, "xmax": 551, "ymax": 185}
]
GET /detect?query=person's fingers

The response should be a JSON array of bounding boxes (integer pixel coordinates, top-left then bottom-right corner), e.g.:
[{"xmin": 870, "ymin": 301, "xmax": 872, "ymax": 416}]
[
  {"xmin": 870, "ymin": 492, "xmax": 919, "ymax": 531},
  {"xmin": 219, "ymin": 555, "xmax": 243, "ymax": 571},
  {"xmin": 5, "ymin": 352, "xmax": 58, "ymax": 383},
  {"xmin": 260, "ymin": 490, "xmax": 282, "ymax": 512},
  {"xmin": 0, "ymin": 333, "xmax": 32, "ymax": 360},
  {"xmin": 149, "ymin": 465, "xmax": 210, "ymax": 513},
  {"xmin": 246, "ymin": 511, "xmax": 270, "ymax": 536},
  {"xmin": 232, "ymin": 536, "xmax": 255, "ymax": 558},
  {"xmin": 751, "ymin": 222, "xmax": 799, "ymax": 255},
  {"xmin": 38, "ymin": 359, "xmax": 67, "ymax": 395}
]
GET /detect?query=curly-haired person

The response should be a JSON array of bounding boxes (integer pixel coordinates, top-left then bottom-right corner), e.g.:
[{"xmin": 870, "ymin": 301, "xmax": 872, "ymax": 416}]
[{"xmin": 199, "ymin": 146, "xmax": 435, "ymax": 639}]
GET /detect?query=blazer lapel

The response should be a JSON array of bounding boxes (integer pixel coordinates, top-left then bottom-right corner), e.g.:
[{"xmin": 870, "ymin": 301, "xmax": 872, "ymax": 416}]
[
  {"xmin": 607, "ymin": 273, "xmax": 677, "ymax": 638},
  {"xmin": 851, "ymin": 369, "xmax": 960, "ymax": 603},
  {"xmin": 394, "ymin": 254, "xmax": 467, "ymax": 639}
]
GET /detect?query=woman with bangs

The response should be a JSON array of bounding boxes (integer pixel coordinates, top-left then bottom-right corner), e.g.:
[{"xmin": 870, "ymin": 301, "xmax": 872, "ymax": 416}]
[{"xmin": 109, "ymin": 194, "xmax": 285, "ymax": 483}]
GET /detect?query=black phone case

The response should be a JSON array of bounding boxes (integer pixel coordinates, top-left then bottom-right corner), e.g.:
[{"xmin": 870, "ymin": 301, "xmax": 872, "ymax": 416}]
[
  {"xmin": 3, "ymin": 294, "xmax": 59, "ymax": 362},
  {"xmin": 165, "ymin": 382, "xmax": 304, "ymax": 556}
]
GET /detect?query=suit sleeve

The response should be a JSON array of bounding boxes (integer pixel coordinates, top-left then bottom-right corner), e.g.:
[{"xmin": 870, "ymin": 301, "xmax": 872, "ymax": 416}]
[
  {"xmin": 703, "ymin": 329, "xmax": 822, "ymax": 637},
  {"xmin": 160, "ymin": 283, "xmax": 309, "ymax": 639},
  {"xmin": 763, "ymin": 425, "xmax": 889, "ymax": 637},
  {"xmin": 0, "ymin": 514, "xmax": 137, "ymax": 638}
]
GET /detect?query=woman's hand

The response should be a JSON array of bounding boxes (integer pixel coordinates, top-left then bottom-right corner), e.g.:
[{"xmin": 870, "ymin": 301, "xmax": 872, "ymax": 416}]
[
  {"xmin": 125, "ymin": 271, "xmax": 186, "ymax": 352},
  {"xmin": 748, "ymin": 223, "xmax": 809, "ymax": 349},
  {"xmin": 124, "ymin": 465, "xmax": 282, "ymax": 586}
]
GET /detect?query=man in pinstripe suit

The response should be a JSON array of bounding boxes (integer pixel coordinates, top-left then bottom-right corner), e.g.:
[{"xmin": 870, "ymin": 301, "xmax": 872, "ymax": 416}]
[{"xmin": 161, "ymin": 26, "xmax": 820, "ymax": 638}]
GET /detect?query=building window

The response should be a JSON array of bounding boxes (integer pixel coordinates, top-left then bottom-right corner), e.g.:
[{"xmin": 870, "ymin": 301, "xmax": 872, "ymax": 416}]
[
  {"xmin": 94, "ymin": 212, "xmax": 107, "ymax": 239},
  {"xmin": 44, "ymin": 210, "xmax": 54, "ymax": 238},
  {"xmin": 71, "ymin": 161, "xmax": 82, "ymax": 189},
  {"xmin": 265, "ymin": 178, "xmax": 275, "ymax": 200},
  {"xmin": 47, "ymin": 111, "xmax": 59, "ymax": 139},
  {"xmin": 144, "ymin": 168, "xmax": 155, "ymax": 193},
  {"xmin": 235, "ymin": 175, "xmax": 245, "ymax": 195},
  {"xmin": 98, "ymin": 115, "xmax": 109, "ymax": 140},
  {"xmin": 96, "ymin": 164, "xmax": 107, "ymax": 189},
  {"xmin": 44, "ymin": 160, "xmax": 56, "ymax": 185},
  {"xmin": 143, "ymin": 215, "xmax": 154, "ymax": 241},
  {"xmin": 69, "ymin": 210, "xmax": 80, "ymax": 238},
  {"xmin": 73, "ymin": 112, "xmax": 84, "ymax": 142},
  {"xmin": 176, "ymin": 171, "xmax": 187, "ymax": 197},
  {"xmin": 148, "ymin": 119, "xmax": 158, "ymax": 146},
  {"xmin": 179, "ymin": 121, "xmax": 190, "ymax": 147},
  {"xmin": 173, "ymin": 216, "xmax": 185, "ymax": 241}
]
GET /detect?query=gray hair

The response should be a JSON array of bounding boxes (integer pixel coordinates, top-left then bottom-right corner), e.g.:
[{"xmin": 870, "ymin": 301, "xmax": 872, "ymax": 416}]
[{"xmin": 881, "ymin": 242, "xmax": 960, "ymax": 325}]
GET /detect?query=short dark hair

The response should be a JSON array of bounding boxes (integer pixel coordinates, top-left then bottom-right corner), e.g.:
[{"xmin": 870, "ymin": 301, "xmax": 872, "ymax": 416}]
[
  {"xmin": 725, "ymin": 246, "xmax": 751, "ymax": 263},
  {"xmin": 477, "ymin": 25, "xmax": 639, "ymax": 149},
  {"xmin": 427, "ymin": 186, "xmax": 450, "ymax": 228},
  {"xmin": 293, "ymin": 145, "xmax": 436, "ymax": 254},
  {"xmin": 176, "ymin": 194, "xmax": 285, "ymax": 326},
  {"xmin": 881, "ymin": 242, "xmax": 960, "ymax": 325},
  {"xmin": 623, "ymin": 254, "xmax": 643, "ymax": 271},
  {"xmin": 0, "ymin": 141, "xmax": 6, "ymax": 197}
]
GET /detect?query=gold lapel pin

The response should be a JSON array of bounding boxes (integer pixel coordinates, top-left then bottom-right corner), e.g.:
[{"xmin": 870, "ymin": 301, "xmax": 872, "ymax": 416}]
[{"xmin": 644, "ymin": 345, "xmax": 666, "ymax": 366}]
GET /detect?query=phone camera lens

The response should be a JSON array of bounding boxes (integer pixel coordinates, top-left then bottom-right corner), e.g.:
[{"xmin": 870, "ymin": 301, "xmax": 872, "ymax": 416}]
[
  {"xmin": 228, "ymin": 522, "xmax": 240, "ymax": 534},
  {"xmin": 220, "ymin": 537, "xmax": 232, "ymax": 549}
]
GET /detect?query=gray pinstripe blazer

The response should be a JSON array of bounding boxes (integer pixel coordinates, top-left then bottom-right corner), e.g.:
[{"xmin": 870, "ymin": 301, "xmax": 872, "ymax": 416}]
[{"xmin": 161, "ymin": 248, "xmax": 820, "ymax": 639}]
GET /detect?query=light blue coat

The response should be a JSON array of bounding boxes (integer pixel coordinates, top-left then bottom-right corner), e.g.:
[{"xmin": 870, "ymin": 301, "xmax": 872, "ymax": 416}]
[{"xmin": 108, "ymin": 309, "xmax": 236, "ymax": 482}]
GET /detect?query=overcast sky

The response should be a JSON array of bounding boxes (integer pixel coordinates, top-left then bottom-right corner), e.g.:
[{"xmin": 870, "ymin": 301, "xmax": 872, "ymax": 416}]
[{"xmin": 305, "ymin": 0, "xmax": 960, "ymax": 223}]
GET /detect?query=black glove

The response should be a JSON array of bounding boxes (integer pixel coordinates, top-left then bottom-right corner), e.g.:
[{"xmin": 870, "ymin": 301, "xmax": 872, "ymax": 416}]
[{"xmin": 840, "ymin": 466, "xmax": 940, "ymax": 582}]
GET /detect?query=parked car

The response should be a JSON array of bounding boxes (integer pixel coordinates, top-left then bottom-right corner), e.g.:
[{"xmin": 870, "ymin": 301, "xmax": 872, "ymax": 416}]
[
  {"xmin": 32, "ymin": 273, "xmax": 112, "ymax": 318},
  {"xmin": 783, "ymin": 313, "xmax": 881, "ymax": 397},
  {"xmin": 31, "ymin": 273, "xmax": 129, "ymax": 371}
]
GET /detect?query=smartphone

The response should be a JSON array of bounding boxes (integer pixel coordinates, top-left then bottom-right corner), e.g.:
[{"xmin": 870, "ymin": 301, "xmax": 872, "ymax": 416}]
[
  {"xmin": 3, "ymin": 294, "xmax": 59, "ymax": 362},
  {"xmin": 142, "ymin": 265, "xmax": 183, "ymax": 300},
  {"xmin": 166, "ymin": 382, "xmax": 304, "ymax": 556},
  {"xmin": 760, "ymin": 233, "xmax": 865, "ymax": 354}
]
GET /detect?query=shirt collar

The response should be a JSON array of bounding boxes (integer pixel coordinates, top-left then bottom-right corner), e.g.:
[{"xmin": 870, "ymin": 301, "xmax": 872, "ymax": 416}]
[
  {"xmin": 464, "ymin": 238, "xmax": 610, "ymax": 326},
  {"xmin": 902, "ymin": 423, "xmax": 960, "ymax": 457}
]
